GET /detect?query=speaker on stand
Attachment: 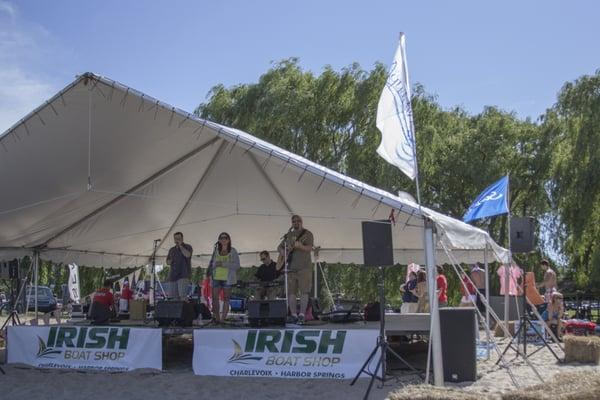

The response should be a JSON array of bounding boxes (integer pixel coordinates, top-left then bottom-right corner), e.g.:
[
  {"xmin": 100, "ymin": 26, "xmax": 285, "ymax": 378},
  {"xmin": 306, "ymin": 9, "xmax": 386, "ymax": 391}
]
[{"xmin": 510, "ymin": 217, "xmax": 535, "ymax": 253}]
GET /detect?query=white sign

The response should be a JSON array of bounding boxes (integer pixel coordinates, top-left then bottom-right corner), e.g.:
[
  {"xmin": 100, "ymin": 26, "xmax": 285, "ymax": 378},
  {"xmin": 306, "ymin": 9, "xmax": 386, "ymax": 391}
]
[
  {"xmin": 68, "ymin": 263, "xmax": 80, "ymax": 303},
  {"xmin": 7, "ymin": 325, "xmax": 162, "ymax": 371},
  {"xmin": 193, "ymin": 329, "xmax": 379, "ymax": 379}
]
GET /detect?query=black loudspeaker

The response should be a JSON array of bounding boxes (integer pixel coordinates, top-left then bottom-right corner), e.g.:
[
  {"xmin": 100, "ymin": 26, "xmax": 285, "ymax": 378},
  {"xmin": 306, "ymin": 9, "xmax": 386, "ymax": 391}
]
[
  {"xmin": 361, "ymin": 220, "xmax": 394, "ymax": 266},
  {"xmin": 510, "ymin": 217, "xmax": 535, "ymax": 253},
  {"xmin": 155, "ymin": 300, "xmax": 195, "ymax": 327},
  {"xmin": 439, "ymin": 307, "xmax": 477, "ymax": 382},
  {"xmin": 247, "ymin": 299, "xmax": 287, "ymax": 327}
]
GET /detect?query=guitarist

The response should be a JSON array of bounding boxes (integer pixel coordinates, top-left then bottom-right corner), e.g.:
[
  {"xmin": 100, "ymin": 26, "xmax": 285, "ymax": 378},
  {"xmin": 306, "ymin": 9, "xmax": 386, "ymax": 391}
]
[{"xmin": 277, "ymin": 215, "xmax": 314, "ymax": 324}]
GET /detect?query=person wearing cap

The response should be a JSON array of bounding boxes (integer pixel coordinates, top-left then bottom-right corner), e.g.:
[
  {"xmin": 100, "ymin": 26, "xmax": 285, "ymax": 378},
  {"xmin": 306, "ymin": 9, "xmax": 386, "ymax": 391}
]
[
  {"xmin": 277, "ymin": 214, "xmax": 314, "ymax": 324},
  {"xmin": 542, "ymin": 291, "xmax": 564, "ymax": 340}
]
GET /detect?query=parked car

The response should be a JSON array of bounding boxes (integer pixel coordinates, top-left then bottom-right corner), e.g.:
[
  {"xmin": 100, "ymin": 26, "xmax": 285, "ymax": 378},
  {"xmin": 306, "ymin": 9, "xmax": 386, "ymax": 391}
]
[{"xmin": 25, "ymin": 286, "xmax": 58, "ymax": 313}]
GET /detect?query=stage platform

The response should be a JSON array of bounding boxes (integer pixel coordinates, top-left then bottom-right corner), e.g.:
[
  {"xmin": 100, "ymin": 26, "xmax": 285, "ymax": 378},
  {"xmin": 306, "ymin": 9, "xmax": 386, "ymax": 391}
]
[{"xmin": 68, "ymin": 312, "xmax": 431, "ymax": 336}]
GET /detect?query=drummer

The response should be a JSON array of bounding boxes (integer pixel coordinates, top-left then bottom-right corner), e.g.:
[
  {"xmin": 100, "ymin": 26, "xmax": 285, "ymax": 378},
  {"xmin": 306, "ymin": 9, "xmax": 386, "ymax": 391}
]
[{"xmin": 255, "ymin": 251, "xmax": 282, "ymax": 300}]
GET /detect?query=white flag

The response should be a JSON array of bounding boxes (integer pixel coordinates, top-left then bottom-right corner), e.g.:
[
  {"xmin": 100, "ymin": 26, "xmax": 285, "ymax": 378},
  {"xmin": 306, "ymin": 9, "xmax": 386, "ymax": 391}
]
[
  {"xmin": 376, "ymin": 33, "xmax": 417, "ymax": 180},
  {"xmin": 67, "ymin": 263, "xmax": 80, "ymax": 303}
]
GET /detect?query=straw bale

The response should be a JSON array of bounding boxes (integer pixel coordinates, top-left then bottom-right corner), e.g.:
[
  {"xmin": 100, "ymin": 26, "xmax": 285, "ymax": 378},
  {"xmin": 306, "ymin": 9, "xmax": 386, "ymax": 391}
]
[
  {"xmin": 563, "ymin": 334, "xmax": 600, "ymax": 364},
  {"xmin": 387, "ymin": 385, "xmax": 491, "ymax": 400},
  {"xmin": 501, "ymin": 370, "xmax": 600, "ymax": 400}
]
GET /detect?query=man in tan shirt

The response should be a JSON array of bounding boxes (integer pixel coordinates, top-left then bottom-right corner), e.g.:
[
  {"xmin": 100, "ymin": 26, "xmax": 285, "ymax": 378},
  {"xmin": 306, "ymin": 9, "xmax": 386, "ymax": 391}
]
[
  {"xmin": 278, "ymin": 215, "xmax": 314, "ymax": 324},
  {"xmin": 538, "ymin": 259, "xmax": 557, "ymax": 303}
]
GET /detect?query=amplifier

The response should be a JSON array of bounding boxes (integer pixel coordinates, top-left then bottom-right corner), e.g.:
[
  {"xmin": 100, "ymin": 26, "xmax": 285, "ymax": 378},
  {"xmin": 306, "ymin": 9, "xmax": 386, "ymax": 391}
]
[
  {"xmin": 155, "ymin": 300, "xmax": 195, "ymax": 327},
  {"xmin": 247, "ymin": 299, "xmax": 286, "ymax": 327}
]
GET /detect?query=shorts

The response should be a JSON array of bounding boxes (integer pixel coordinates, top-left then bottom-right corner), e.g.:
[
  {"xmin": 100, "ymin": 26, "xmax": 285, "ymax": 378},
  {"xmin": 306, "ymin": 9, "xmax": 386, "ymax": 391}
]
[
  {"xmin": 287, "ymin": 268, "xmax": 312, "ymax": 295},
  {"xmin": 400, "ymin": 302, "xmax": 418, "ymax": 314},
  {"xmin": 212, "ymin": 279, "xmax": 231, "ymax": 289},
  {"xmin": 541, "ymin": 310, "xmax": 559, "ymax": 321}
]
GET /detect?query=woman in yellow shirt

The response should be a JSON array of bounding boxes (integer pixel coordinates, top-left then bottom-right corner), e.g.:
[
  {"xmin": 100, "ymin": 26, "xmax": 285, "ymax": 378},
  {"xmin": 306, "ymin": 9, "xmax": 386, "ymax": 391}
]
[{"xmin": 206, "ymin": 232, "xmax": 241, "ymax": 322}]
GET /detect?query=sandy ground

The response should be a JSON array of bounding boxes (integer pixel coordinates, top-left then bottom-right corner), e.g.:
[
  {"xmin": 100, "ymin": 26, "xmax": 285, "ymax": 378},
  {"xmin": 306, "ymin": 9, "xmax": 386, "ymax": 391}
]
[{"xmin": 1, "ymin": 317, "xmax": 599, "ymax": 400}]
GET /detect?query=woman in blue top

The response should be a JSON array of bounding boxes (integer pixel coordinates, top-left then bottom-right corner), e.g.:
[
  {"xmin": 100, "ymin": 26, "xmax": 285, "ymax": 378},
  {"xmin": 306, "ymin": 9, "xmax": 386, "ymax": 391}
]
[{"xmin": 206, "ymin": 232, "xmax": 240, "ymax": 322}]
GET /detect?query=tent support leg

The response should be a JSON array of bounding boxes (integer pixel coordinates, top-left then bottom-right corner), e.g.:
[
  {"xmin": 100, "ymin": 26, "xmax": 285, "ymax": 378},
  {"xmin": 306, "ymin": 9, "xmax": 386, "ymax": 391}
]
[{"xmin": 424, "ymin": 219, "xmax": 443, "ymax": 386}]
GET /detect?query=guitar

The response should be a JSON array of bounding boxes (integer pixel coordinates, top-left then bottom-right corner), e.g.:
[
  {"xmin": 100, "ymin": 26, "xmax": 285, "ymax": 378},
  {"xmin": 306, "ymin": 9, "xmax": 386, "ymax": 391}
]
[{"xmin": 276, "ymin": 229, "xmax": 308, "ymax": 269}]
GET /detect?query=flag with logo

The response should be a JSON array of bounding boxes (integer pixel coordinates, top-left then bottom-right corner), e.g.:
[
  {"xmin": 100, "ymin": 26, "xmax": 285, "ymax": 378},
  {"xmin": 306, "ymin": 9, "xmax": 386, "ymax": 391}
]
[
  {"xmin": 463, "ymin": 176, "xmax": 509, "ymax": 222},
  {"xmin": 376, "ymin": 33, "xmax": 417, "ymax": 180}
]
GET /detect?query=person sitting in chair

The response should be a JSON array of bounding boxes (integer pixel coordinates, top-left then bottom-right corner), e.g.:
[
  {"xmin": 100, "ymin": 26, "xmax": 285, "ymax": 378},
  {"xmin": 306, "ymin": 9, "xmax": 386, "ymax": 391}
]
[
  {"xmin": 542, "ymin": 291, "xmax": 564, "ymax": 341},
  {"xmin": 90, "ymin": 279, "xmax": 115, "ymax": 325}
]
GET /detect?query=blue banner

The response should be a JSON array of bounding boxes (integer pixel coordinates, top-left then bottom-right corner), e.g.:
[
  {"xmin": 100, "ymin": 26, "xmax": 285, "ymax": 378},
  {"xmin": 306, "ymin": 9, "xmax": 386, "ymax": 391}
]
[{"xmin": 463, "ymin": 176, "xmax": 509, "ymax": 222}]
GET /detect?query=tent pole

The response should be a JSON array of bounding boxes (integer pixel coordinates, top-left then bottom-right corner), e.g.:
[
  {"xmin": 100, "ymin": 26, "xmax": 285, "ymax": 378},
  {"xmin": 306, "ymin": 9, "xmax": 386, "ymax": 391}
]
[
  {"xmin": 424, "ymin": 219, "xmax": 443, "ymax": 386},
  {"xmin": 314, "ymin": 260, "xmax": 318, "ymax": 299},
  {"xmin": 34, "ymin": 250, "xmax": 40, "ymax": 319},
  {"xmin": 484, "ymin": 243, "xmax": 491, "ymax": 359},
  {"xmin": 504, "ymin": 180, "xmax": 512, "ymax": 332}
]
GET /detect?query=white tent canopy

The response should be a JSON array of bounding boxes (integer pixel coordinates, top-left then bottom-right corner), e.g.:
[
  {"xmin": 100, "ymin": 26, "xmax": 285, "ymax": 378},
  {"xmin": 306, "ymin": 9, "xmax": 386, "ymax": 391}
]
[{"xmin": 0, "ymin": 73, "xmax": 507, "ymax": 268}]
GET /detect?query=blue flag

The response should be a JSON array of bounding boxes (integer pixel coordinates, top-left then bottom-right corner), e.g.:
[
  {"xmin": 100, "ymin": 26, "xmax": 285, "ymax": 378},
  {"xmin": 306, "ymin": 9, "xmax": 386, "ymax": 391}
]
[{"xmin": 463, "ymin": 176, "xmax": 509, "ymax": 223}]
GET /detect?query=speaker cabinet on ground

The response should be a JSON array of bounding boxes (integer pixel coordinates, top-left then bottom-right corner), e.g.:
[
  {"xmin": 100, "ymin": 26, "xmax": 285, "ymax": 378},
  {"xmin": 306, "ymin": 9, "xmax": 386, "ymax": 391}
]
[
  {"xmin": 155, "ymin": 300, "xmax": 195, "ymax": 327},
  {"xmin": 439, "ymin": 307, "xmax": 477, "ymax": 382},
  {"xmin": 488, "ymin": 295, "xmax": 521, "ymax": 322},
  {"xmin": 247, "ymin": 299, "xmax": 287, "ymax": 327},
  {"xmin": 510, "ymin": 217, "xmax": 535, "ymax": 253},
  {"xmin": 361, "ymin": 220, "xmax": 394, "ymax": 267}
]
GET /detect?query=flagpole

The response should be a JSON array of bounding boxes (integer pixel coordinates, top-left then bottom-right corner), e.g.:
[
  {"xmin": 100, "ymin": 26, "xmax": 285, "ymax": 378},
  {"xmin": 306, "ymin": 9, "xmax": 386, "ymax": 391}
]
[
  {"xmin": 504, "ymin": 174, "xmax": 512, "ymax": 331},
  {"xmin": 398, "ymin": 31, "xmax": 443, "ymax": 387}
]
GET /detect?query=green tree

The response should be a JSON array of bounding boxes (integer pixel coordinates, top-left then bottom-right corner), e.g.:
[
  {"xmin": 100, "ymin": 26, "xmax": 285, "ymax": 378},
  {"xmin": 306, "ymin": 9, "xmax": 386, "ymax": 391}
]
[{"xmin": 545, "ymin": 70, "xmax": 600, "ymax": 292}]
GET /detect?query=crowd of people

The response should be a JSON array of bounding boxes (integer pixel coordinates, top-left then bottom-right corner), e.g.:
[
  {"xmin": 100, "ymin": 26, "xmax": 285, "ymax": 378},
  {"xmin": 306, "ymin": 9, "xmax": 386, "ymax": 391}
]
[{"xmin": 398, "ymin": 258, "xmax": 564, "ymax": 338}]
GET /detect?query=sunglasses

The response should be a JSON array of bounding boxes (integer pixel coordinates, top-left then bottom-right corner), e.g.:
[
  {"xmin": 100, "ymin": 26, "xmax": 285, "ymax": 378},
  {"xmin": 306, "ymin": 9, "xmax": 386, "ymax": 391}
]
[
  {"xmin": 260, "ymin": 258, "xmax": 267, "ymax": 262},
  {"xmin": 219, "ymin": 236, "xmax": 229, "ymax": 240}
]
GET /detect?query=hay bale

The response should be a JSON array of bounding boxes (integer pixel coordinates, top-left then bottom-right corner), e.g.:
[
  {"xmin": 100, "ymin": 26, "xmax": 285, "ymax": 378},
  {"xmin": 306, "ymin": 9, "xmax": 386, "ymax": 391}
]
[
  {"xmin": 563, "ymin": 334, "xmax": 600, "ymax": 364},
  {"xmin": 494, "ymin": 321, "xmax": 515, "ymax": 337},
  {"xmin": 387, "ymin": 385, "xmax": 488, "ymax": 400},
  {"xmin": 501, "ymin": 370, "xmax": 600, "ymax": 400}
]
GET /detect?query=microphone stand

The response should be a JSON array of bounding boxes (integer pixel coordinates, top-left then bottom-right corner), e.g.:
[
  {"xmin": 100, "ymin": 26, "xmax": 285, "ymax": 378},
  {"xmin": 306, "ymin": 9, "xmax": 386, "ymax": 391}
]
[
  {"xmin": 283, "ymin": 234, "xmax": 290, "ymax": 320},
  {"xmin": 151, "ymin": 239, "xmax": 160, "ymax": 310}
]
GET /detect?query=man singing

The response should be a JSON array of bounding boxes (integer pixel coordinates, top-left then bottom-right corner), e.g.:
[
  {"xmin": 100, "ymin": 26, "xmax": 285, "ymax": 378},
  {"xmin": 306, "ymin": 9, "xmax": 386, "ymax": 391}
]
[
  {"xmin": 255, "ymin": 251, "xmax": 282, "ymax": 300},
  {"xmin": 166, "ymin": 232, "xmax": 193, "ymax": 300},
  {"xmin": 278, "ymin": 215, "xmax": 314, "ymax": 324}
]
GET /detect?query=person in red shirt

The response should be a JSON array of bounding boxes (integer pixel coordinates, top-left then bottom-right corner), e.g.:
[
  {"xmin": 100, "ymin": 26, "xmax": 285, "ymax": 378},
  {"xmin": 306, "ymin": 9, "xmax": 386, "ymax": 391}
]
[
  {"xmin": 436, "ymin": 266, "xmax": 448, "ymax": 307},
  {"xmin": 459, "ymin": 272, "xmax": 476, "ymax": 307},
  {"xmin": 119, "ymin": 281, "xmax": 133, "ymax": 313},
  {"xmin": 94, "ymin": 279, "xmax": 114, "ymax": 307}
]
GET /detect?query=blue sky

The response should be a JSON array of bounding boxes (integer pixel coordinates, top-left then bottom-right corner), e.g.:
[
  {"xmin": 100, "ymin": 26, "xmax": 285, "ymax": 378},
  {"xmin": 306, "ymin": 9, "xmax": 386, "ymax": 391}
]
[{"xmin": 1, "ymin": 0, "xmax": 599, "ymax": 133}]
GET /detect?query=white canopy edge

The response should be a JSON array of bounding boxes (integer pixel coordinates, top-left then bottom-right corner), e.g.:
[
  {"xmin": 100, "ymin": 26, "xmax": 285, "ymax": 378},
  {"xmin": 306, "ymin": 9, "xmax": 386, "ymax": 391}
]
[{"xmin": 0, "ymin": 73, "xmax": 507, "ymax": 268}]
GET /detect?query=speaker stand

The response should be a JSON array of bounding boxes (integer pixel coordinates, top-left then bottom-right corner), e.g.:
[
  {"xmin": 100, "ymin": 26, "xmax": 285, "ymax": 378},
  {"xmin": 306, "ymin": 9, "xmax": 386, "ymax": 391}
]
[
  {"xmin": 495, "ymin": 278, "xmax": 562, "ymax": 366},
  {"xmin": 350, "ymin": 266, "xmax": 421, "ymax": 399}
]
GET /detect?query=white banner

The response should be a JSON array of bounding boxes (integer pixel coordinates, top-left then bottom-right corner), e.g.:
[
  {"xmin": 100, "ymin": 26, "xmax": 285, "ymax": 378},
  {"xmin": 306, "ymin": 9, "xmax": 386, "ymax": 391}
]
[
  {"xmin": 68, "ymin": 263, "xmax": 80, "ymax": 303},
  {"xmin": 7, "ymin": 325, "xmax": 162, "ymax": 371},
  {"xmin": 193, "ymin": 328, "xmax": 379, "ymax": 379}
]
